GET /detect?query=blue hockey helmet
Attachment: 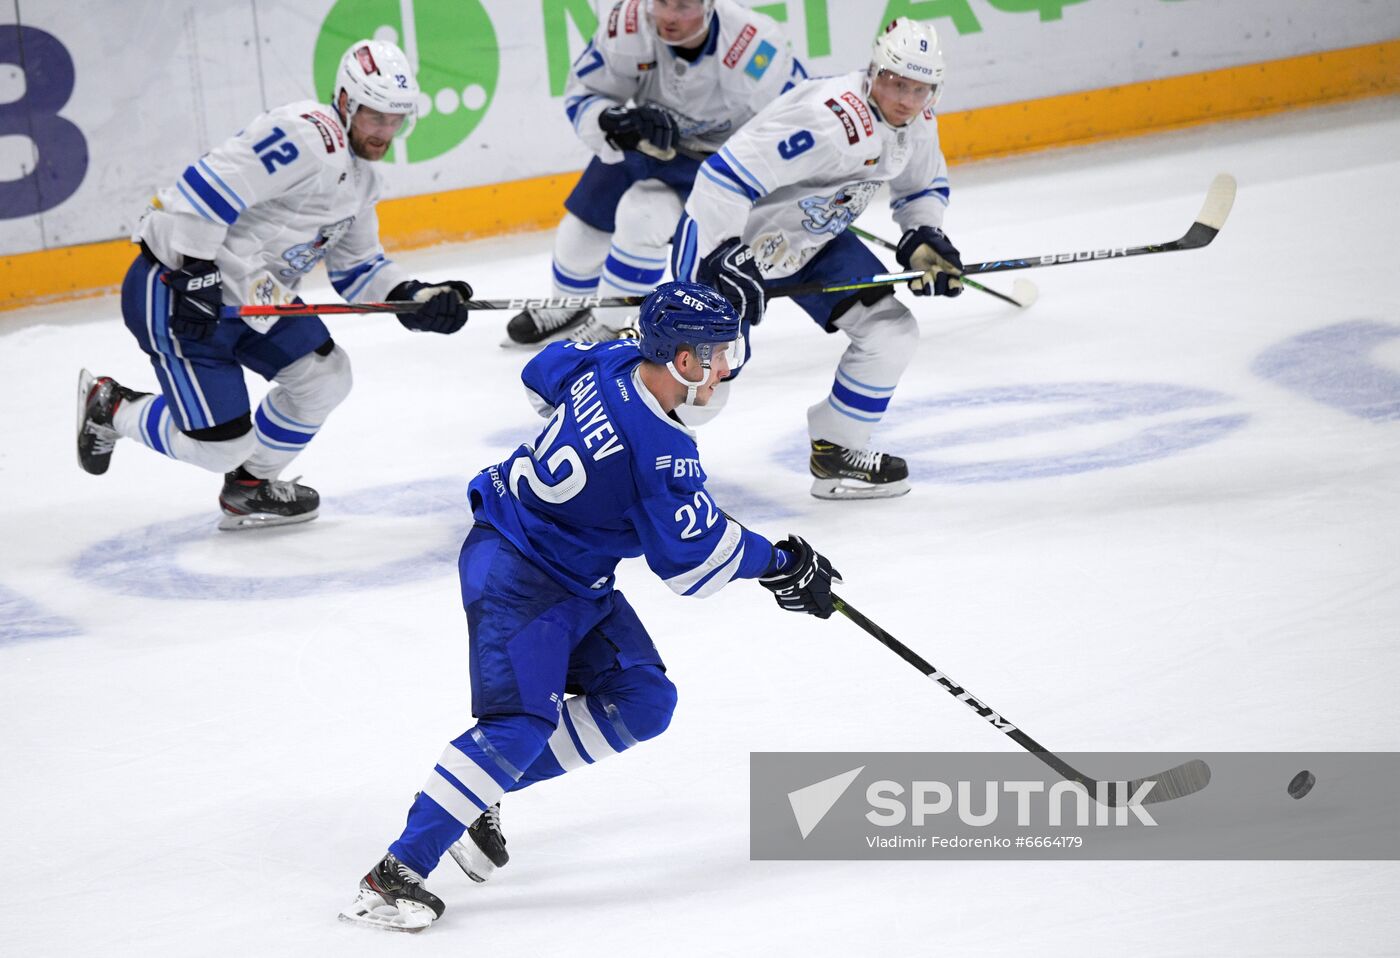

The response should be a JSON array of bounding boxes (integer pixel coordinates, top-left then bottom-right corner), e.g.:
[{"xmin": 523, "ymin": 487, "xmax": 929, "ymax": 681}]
[
  {"xmin": 637, "ymin": 282, "xmax": 739, "ymax": 365},
  {"xmin": 637, "ymin": 282, "xmax": 740, "ymax": 406}
]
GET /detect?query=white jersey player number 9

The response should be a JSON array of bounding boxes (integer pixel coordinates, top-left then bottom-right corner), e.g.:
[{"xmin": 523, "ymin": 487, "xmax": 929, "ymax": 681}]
[{"xmin": 510, "ymin": 404, "xmax": 588, "ymax": 505}]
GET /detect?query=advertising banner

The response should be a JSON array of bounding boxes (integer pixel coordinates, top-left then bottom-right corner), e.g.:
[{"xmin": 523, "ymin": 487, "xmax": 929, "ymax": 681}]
[{"xmin": 2, "ymin": 0, "xmax": 1397, "ymax": 256}]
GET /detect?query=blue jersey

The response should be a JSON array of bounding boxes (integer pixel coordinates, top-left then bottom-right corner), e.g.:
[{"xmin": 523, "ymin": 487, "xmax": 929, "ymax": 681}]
[{"xmin": 469, "ymin": 341, "xmax": 776, "ymax": 599}]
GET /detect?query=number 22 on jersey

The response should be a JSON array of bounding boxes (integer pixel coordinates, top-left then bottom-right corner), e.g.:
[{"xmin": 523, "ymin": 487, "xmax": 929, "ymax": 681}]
[{"xmin": 510, "ymin": 403, "xmax": 587, "ymax": 505}]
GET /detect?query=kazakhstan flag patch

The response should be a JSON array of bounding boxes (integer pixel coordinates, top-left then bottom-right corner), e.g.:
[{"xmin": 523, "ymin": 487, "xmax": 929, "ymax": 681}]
[{"xmin": 745, "ymin": 40, "xmax": 776, "ymax": 79}]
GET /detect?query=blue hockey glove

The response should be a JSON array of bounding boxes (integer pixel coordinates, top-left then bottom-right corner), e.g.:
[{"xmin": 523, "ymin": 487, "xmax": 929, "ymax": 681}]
[
  {"xmin": 163, "ymin": 259, "xmax": 223, "ymax": 343},
  {"xmin": 598, "ymin": 105, "xmax": 678, "ymax": 158},
  {"xmin": 699, "ymin": 239, "xmax": 766, "ymax": 328},
  {"xmin": 759, "ymin": 535, "xmax": 843, "ymax": 619},
  {"xmin": 896, "ymin": 226, "xmax": 963, "ymax": 297},
  {"xmin": 391, "ymin": 280, "xmax": 472, "ymax": 334}
]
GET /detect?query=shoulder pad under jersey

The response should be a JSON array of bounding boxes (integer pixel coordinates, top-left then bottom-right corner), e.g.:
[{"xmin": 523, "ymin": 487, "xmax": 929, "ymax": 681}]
[
  {"xmin": 600, "ymin": 0, "xmax": 659, "ymax": 70},
  {"xmin": 714, "ymin": 0, "xmax": 787, "ymax": 80},
  {"xmin": 809, "ymin": 77, "xmax": 880, "ymax": 150},
  {"xmin": 266, "ymin": 99, "xmax": 354, "ymax": 173}
]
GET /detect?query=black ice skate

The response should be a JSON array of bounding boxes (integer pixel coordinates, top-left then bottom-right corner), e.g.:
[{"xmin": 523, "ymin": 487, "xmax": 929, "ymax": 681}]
[
  {"xmin": 448, "ymin": 803, "xmax": 509, "ymax": 882},
  {"xmin": 503, "ymin": 305, "xmax": 592, "ymax": 347},
  {"xmin": 217, "ymin": 469, "xmax": 320, "ymax": 531},
  {"xmin": 76, "ymin": 369, "xmax": 149, "ymax": 476},
  {"xmin": 566, "ymin": 312, "xmax": 638, "ymax": 345},
  {"xmin": 809, "ymin": 439, "xmax": 911, "ymax": 500},
  {"xmin": 339, "ymin": 853, "xmax": 445, "ymax": 933}
]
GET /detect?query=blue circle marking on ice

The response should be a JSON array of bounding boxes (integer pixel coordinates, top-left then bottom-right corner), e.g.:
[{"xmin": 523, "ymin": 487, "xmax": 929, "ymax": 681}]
[
  {"xmin": 0, "ymin": 584, "xmax": 82, "ymax": 645},
  {"xmin": 1251, "ymin": 320, "xmax": 1400, "ymax": 422},
  {"xmin": 788, "ymin": 381, "xmax": 1248, "ymax": 483},
  {"xmin": 73, "ymin": 478, "xmax": 470, "ymax": 601}
]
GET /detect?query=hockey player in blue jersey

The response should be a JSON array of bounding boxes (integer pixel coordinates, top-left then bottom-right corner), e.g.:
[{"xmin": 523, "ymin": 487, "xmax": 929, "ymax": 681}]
[
  {"xmin": 340, "ymin": 282, "xmax": 842, "ymax": 933},
  {"xmin": 75, "ymin": 39, "xmax": 473, "ymax": 530}
]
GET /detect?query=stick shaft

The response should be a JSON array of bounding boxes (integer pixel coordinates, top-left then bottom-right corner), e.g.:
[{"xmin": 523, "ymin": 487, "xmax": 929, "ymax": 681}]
[
  {"xmin": 832, "ymin": 595, "xmax": 1099, "ymax": 792},
  {"xmin": 846, "ymin": 225, "xmax": 1027, "ymax": 308}
]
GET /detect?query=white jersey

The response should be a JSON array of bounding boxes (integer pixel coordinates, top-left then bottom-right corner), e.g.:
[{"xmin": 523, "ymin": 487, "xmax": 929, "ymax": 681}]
[
  {"xmin": 135, "ymin": 99, "xmax": 407, "ymax": 306},
  {"xmin": 564, "ymin": 0, "xmax": 801, "ymax": 162},
  {"xmin": 675, "ymin": 72, "xmax": 950, "ymax": 281}
]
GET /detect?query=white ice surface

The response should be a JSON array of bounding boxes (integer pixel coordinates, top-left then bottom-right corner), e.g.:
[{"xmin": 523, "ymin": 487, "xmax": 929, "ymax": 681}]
[{"xmin": 3, "ymin": 97, "xmax": 1399, "ymax": 956}]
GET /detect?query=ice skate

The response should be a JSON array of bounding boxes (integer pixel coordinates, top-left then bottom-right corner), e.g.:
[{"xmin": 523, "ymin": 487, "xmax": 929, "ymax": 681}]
[
  {"xmin": 217, "ymin": 469, "xmax": 320, "ymax": 530},
  {"xmin": 809, "ymin": 439, "xmax": 910, "ymax": 500},
  {"xmin": 503, "ymin": 305, "xmax": 592, "ymax": 347},
  {"xmin": 76, "ymin": 369, "xmax": 149, "ymax": 476},
  {"xmin": 566, "ymin": 312, "xmax": 638, "ymax": 344},
  {"xmin": 447, "ymin": 803, "xmax": 509, "ymax": 883},
  {"xmin": 339, "ymin": 853, "xmax": 444, "ymax": 933}
]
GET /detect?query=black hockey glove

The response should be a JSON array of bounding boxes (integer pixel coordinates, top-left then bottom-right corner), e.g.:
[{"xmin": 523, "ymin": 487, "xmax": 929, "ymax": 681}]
[
  {"xmin": 391, "ymin": 280, "xmax": 473, "ymax": 334},
  {"xmin": 896, "ymin": 226, "xmax": 963, "ymax": 297},
  {"xmin": 163, "ymin": 259, "xmax": 223, "ymax": 343},
  {"xmin": 598, "ymin": 105, "xmax": 678, "ymax": 159},
  {"xmin": 699, "ymin": 238, "xmax": 766, "ymax": 328},
  {"xmin": 759, "ymin": 535, "xmax": 843, "ymax": 619}
]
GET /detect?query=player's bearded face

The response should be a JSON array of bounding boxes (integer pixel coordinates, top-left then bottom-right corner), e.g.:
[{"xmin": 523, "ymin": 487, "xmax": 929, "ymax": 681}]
[
  {"xmin": 349, "ymin": 106, "xmax": 409, "ymax": 160},
  {"xmin": 870, "ymin": 70, "xmax": 937, "ymax": 126},
  {"xmin": 649, "ymin": 0, "xmax": 709, "ymax": 47}
]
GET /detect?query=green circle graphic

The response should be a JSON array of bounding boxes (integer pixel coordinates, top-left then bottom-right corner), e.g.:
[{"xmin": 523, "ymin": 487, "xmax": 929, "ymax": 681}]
[{"xmin": 314, "ymin": 0, "xmax": 499, "ymax": 163}]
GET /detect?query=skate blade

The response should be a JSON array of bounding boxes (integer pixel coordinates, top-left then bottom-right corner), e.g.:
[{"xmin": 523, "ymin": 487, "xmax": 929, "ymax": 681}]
[
  {"xmin": 338, "ymin": 891, "xmax": 435, "ymax": 933},
  {"xmin": 447, "ymin": 839, "xmax": 497, "ymax": 883},
  {"xmin": 809, "ymin": 477, "xmax": 911, "ymax": 501},
  {"xmin": 217, "ymin": 509, "xmax": 320, "ymax": 532}
]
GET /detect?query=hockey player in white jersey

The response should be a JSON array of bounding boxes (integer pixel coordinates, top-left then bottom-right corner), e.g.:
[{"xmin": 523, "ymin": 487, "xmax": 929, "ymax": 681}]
[
  {"xmin": 76, "ymin": 40, "xmax": 473, "ymax": 529},
  {"xmin": 674, "ymin": 17, "xmax": 964, "ymax": 499},
  {"xmin": 340, "ymin": 283, "xmax": 842, "ymax": 932},
  {"xmin": 505, "ymin": 0, "xmax": 802, "ymax": 347}
]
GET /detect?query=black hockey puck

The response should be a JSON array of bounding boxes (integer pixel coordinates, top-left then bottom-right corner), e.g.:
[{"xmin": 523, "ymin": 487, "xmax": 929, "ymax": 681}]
[{"xmin": 1288, "ymin": 769, "xmax": 1316, "ymax": 800}]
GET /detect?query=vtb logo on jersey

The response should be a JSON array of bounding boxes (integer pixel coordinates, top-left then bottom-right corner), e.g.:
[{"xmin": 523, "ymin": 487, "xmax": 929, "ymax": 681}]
[{"xmin": 655, "ymin": 455, "xmax": 703, "ymax": 478}]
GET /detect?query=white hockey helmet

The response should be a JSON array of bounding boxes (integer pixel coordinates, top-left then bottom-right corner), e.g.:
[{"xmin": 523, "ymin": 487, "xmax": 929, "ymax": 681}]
[
  {"xmin": 334, "ymin": 39, "xmax": 420, "ymax": 137},
  {"xmin": 865, "ymin": 18, "xmax": 945, "ymax": 109}
]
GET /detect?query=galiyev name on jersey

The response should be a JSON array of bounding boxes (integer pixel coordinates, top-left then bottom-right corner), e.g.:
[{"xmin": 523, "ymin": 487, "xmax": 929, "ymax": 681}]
[{"xmin": 469, "ymin": 341, "xmax": 774, "ymax": 599}]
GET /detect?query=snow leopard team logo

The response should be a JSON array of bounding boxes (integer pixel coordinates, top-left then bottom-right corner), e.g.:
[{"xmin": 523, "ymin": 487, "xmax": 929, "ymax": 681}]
[
  {"xmin": 279, "ymin": 216, "xmax": 356, "ymax": 277},
  {"xmin": 798, "ymin": 182, "xmax": 881, "ymax": 236},
  {"xmin": 314, "ymin": 0, "xmax": 500, "ymax": 163}
]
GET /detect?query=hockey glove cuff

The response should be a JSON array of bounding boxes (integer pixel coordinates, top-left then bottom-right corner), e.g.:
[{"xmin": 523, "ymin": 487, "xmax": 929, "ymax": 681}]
[
  {"xmin": 759, "ymin": 535, "xmax": 843, "ymax": 619},
  {"xmin": 896, "ymin": 226, "xmax": 963, "ymax": 298},
  {"xmin": 392, "ymin": 280, "xmax": 473, "ymax": 334},
  {"xmin": 699, "ymin": 239, "xmax": 766, "ymax": 328},
  {"xmin": 163, "ymin": 259, "xmax": 224, "ymax": 343}
]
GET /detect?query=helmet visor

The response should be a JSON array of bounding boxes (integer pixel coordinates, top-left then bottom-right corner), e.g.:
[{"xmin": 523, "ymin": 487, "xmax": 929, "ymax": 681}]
[{"xmin": 871, "ymin": 68, "xmax": 937, "ymax": 116}]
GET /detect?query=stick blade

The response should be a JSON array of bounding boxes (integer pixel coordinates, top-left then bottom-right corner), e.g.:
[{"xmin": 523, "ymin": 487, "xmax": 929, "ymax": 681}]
[
  {"xmin": 1011, "ymin": 279, "xmax": 1039, "ymax": 308},
  {"xmin": 1131, "ymin": 758, "xmax": 1212, "ymax": 805},
  {"xmin": 1195, "ymin": 173, "xmax": 1237, "ymax": 232}
]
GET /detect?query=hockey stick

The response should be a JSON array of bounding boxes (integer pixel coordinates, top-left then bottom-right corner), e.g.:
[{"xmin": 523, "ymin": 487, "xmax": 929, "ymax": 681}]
[
  {"xmin": 222, "ymin": 174, "xmax": 1235, "ymax": 320},
  {"xmin": 219, "ymin": 277, "xmax": 929, "ymax": 319},
  {"xmin": 846, "ymin": 225, "xmax": 1038, "ymax": 309},
  {"xmin": 831, "ymin": 594, "xmax": 1211, "ymax": 806}
]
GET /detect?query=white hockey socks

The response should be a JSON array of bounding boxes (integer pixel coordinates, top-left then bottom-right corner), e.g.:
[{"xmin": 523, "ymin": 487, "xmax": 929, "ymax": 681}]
[
  {"xmin": 550, "ymin": 213, "xmax": 610, "ymax": 297},
  {"xmin": 806, "ymin": 296, "xmax": 920, "ymax": 450},
  {"xmin": 240, "ymin": 346, "xmax": 352, "ymax": 479},
  {"xmin": 112, "ymin": 393, "xmax": 255, "ymax": 473}
]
